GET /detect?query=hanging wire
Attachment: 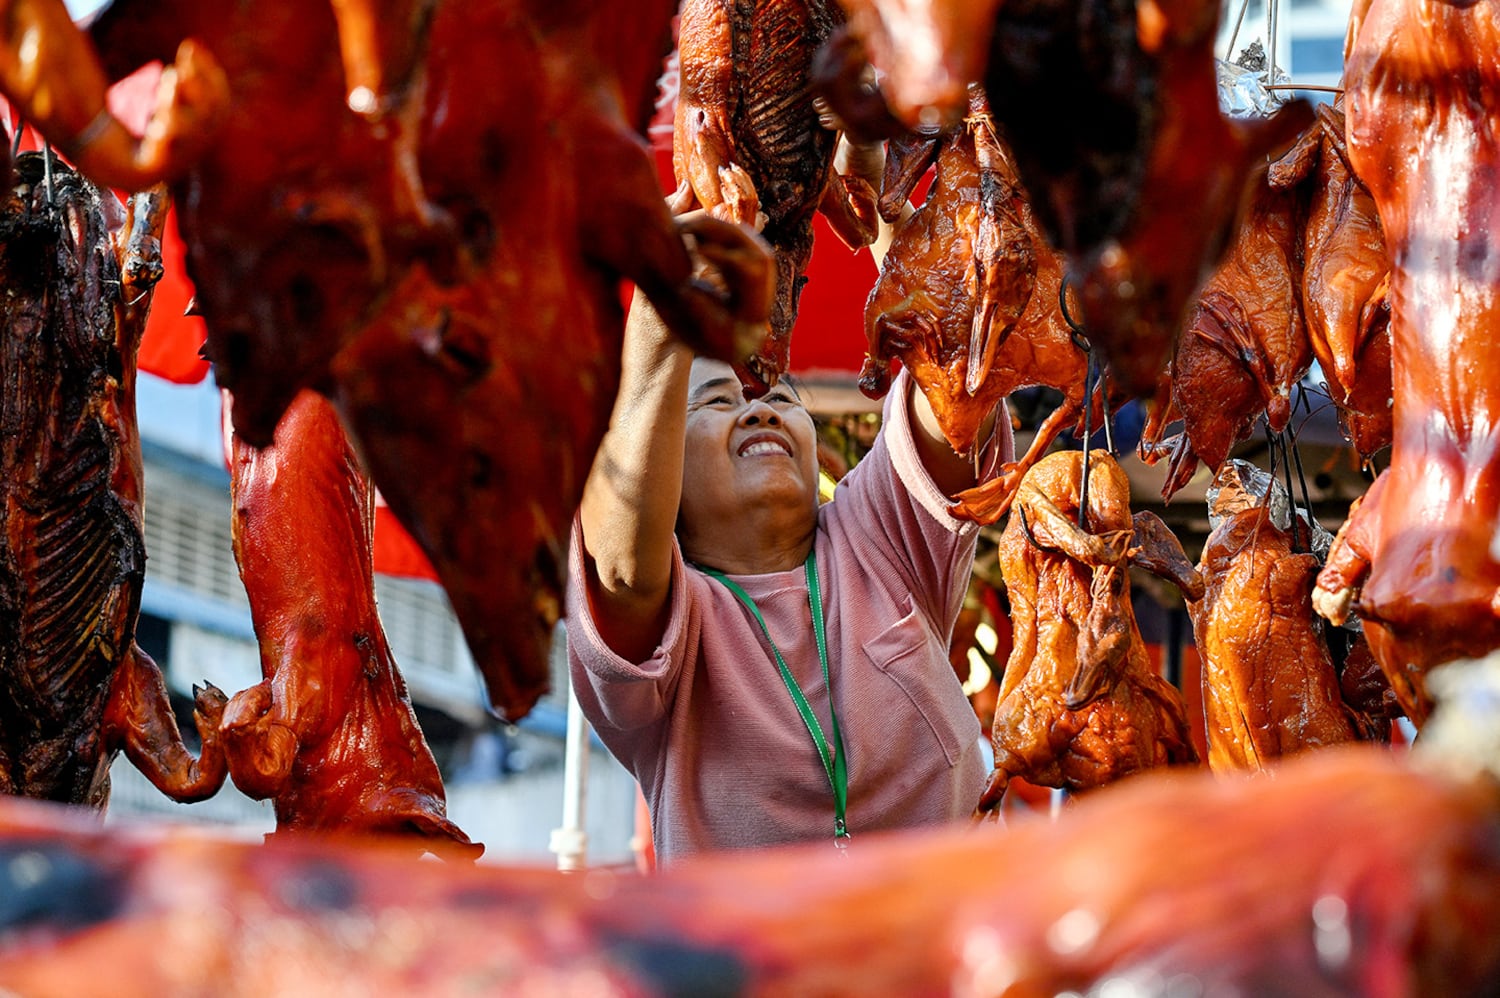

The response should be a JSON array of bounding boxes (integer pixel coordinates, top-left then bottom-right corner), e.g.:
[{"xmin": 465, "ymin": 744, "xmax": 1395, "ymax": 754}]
[
  {"xmin": 41, "ymin": 142, "xmax": 54, "ymax": 206},
  {"xmin": 1099, "ymin": 367, "xmax": 1115, "ymax": 456},
  {"xmin": 1266, "ymin": 0, "xmax": 1280, "ymax": 86},
  {"xmin": 1277, "ymin": 425, "xmax": 1299, "ymax": 551},
  {"xmin": 1078, "ymin": 354, "xmax": 1094, "ymax": 530},
  {"xmin": 1289, "ymin": 383, "xmax": 1317, "ymax": 544}
]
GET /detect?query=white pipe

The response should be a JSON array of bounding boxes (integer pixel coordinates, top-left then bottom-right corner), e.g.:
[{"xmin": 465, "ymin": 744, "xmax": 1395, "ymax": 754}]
[{"xmin": 548, "ymin": 680, "xmax": 590, "ymax": 872}]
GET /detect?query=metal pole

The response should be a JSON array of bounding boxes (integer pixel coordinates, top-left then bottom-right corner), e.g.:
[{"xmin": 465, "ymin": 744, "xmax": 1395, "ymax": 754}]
[{"xmin": 548, "ymin": 679, "xmax": 591, "ymax": 872}]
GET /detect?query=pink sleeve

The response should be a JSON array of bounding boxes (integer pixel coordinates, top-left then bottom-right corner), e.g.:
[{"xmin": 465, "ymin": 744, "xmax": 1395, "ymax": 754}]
[
  {"xmin": 563, "ymin": 514, "xmax": 693, "ymax": 743},
  {"xmin": 826, "ymin": 369, "xmax": 1009, "ymax": 629}
]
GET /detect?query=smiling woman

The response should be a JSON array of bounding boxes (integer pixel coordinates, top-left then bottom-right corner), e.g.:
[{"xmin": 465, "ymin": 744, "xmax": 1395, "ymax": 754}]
[{"xmin": 567, "ymin": 267, "xmax": 1015, "ymax": 861}]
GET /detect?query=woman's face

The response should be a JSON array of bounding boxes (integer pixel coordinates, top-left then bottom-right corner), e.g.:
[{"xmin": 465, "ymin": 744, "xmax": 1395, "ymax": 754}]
[{"xmin": 678, "ymin": 358, "xmax": 819, "ymax": 534}]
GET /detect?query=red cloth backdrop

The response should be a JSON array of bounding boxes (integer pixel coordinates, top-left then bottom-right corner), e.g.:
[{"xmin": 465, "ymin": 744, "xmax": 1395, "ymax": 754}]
[{"xmin": 97, "ymin": 52, "xmax": 880, "ymax": 580}]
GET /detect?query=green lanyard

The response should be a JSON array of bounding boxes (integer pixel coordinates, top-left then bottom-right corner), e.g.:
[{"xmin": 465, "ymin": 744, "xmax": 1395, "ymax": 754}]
[{"xmin": 700, "ymin": 549, "xmax": 851, "ymax": 849}]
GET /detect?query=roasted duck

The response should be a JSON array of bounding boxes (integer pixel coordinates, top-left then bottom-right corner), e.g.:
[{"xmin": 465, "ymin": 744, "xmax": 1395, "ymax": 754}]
[
  {"xmin": 822, "ymin": 0, "xmax": 1312, "ymax": 397},
  {"xmin": 1268, "ymin": 101, "xmax": 1393, "ymax": 459},
  {"xmin": 219, "ymin": 389, "xmax": 479, "ymax": 859},
  {"xmin": 669, "ymin": 0, "xmax": 878, "ymax": 391},
  {"xmin": 1192, "ymin": 504, "xmax": 1361, "ymax": 774},
  {"xmin": 2, "ymin": 742, "xmax": 1497, "ymax": 994},
  {"xmin": 0, "ymin": 154, "xmax": 225, "ymax": 806},
  {"xmin": 83, "ymin": 0, "xmax": 774, "ymax": 721},
  {"xmin": 1313, "ymin": 0, "xmax": 1500, "ymax": 727},
  {"xmin": 976, "ymin": 450, "xmax": 1201, "ymax": 813},
  {"xmin": 1137, "ymin": 169, "xmax": 1310, "ymax": 500}
]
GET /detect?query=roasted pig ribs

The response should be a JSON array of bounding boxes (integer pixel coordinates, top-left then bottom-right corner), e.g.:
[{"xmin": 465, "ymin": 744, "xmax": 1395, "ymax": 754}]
[{"xmin": 0, "ymin": 155, "xmax": 225, "ymax": 806}]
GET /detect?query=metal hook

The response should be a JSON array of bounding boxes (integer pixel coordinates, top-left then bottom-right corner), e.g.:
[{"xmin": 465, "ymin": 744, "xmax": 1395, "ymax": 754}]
[{"xmin": 1059, "ymin": 273, "xmax": 1091, "ymax": 354}]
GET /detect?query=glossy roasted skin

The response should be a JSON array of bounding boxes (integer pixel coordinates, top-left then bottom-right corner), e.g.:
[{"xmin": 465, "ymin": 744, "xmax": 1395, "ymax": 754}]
[
  {"xmin": 220, "ymin": 390, "xmax": 479, "ymax": 859},
  {"xmin": 1313, "ymin": 0, "xmax": 1500, "ymax": 726},
  {"xmin": 1140, "ymin": 173, "xmax": 1310, "ymax": 500},
  {"xmin": 87, "ymin": 0, "xmax": 774, "ymax": 720},
  {"xmin": 670, "ymin": 0, "xmax": 877, "ymax": 392},
  {"xmin": 1269, "ymin": 102, "xmax": 1393, "ymax": 459},
  {"xmin": 4, "ymin": 746, "xmax": 1496, "ymax": 994},
  {"xmin": 976, "ymin": 451, "xmax": 1200, "ymax": 813},
  {"xmin": 1191, "ymin": 506, "xmax": 1359, "ymax": 773},
  {"xmin": 0, "ymin": 156, "xmax": 225, "ymax": 806}
]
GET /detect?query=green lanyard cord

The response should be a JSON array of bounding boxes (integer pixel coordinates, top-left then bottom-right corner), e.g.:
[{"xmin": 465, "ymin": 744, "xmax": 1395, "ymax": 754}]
[{"xmin": 700, "ymin": 549, "xmax": 850, "ymax": 845}]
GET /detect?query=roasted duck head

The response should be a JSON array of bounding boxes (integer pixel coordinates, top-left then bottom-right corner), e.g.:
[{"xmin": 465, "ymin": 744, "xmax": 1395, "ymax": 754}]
[
  {"xmin": 976, "ymin": 449, "xmax": 1201, "ymax": 813},
  {"xmin": 85, "ymin": 0, "xmax": 774, "ymax": 720},
  {"xmin": 670, "ymin": 0, "xmax": 879, "ymax": 393},
  {"xmin": 1312, "ymin": 0, "xmax": 1500, "ymax": 727},
  {"xmin": 0, "ymin": 155, "xmax": 226, "ymax": 806}
]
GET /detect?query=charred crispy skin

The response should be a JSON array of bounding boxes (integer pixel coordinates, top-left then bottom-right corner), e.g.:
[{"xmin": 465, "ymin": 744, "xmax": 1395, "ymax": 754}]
[
  {"xmin": 3, "ymin": 746, "xmax": 1496, "ymax": 994},
  {"xmin": 86, "ymin": 0, "xmax": 774, "ymax": 720},
  {"xmin": 1190, "ymin": 507, "xmax": 1360, "ymax": 773},
  {"xmin": 976, "ymin": 451, "xmax": 1200, "ymax": 813},
  {"xmin": 0, "ymin": 155, "xmax": 225, "ymax": 806},
  {"xmin": 1269, "ymin": 102, "xmax": 1393, "ymax": 459},
  {"xmin": 220, "ymin": 390, "xmax": 480, "ymax": 859},
  {"xmin": 1141, "ymin": 173, "xmax": 1310, "ymax": 500},
  {"xmin": 1313, "ymin": 0, "xmax": 1500, "ymax": 727},
  {"xmin": 670, "ymin": 0, "xmax": 877, "ymax": 392}
]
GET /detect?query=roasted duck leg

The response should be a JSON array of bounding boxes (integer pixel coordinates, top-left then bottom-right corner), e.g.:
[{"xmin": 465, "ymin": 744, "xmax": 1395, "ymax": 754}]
[
  {"xmin": 220, "ymin": 389, "xmax": 480, "ymax": 859},
  {"xmin": 976, "ymin": 450, "xmax": 1200, "ymax": 814},
  {"xmin": 0, "ymin": 155, "xmax": 225, "ymax": 806},
  {"xmin": 670, "ymin": 0, "xmax": 878, "ymax": 392}
]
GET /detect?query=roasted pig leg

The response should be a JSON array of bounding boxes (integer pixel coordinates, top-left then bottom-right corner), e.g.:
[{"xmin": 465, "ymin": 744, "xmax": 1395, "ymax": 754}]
[
  {"xmin": 0, "ymin": 154, "xmax": 224, "ymax": 806},
  {"xmin": 976, "ymin": 450, "xmax": 1200, "ymax": 813},
  {"xmin": 220, "ymin": 389, "xmax": 480, "ymax": 859},
  {"xmin": 86, "ymin": 0, "xmax": 775, "ymax": 721},
  {"xmin": 670, "ymin": 0, "xmax": 878, "ymax": 392},
  {"xmin": 1313, "ymin": 0, "xmax": 1500, "ymax": 726}
]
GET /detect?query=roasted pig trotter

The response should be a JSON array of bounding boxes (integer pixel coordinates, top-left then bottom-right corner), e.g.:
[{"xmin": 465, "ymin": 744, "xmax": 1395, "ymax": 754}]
[
  {"xmin": 221, "ymin": 389, "xmax": 479, "ymax": 859},
  {"xmin": 0, "ymin": 154, "xmax": 224, "ymax": 806}
]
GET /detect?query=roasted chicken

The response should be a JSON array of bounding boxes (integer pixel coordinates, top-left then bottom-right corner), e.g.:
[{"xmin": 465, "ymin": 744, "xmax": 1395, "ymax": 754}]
[
  {"xmin": 83, "ymin": 0, "xmax": 775, "ymax": 721},
  {"xmin": 669, "ymin": 0, "xmax": 878, "ymax": 392},
  {"xmin": 1268, "ymin": 101, "xmax": 1393, "ymax": 459},
  {"xmin": 220, "ymin": 389, "xmax": 480, "ymax": 859},
  {"xmin": 976, "ymin": 450, "xmax": 1201, "ymax": 813},
  {"xmin": 0, "ymin": 155, "xmax": 224, "ymax": 806},
  {"xmin": 1313, "ymin": 0, "xmax": 1500, "ymax": 726}
]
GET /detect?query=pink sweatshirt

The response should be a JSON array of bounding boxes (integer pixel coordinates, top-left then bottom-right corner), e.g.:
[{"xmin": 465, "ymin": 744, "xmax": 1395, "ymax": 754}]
[{"xmin": 566, "ymin": 372, "xmax": 1007, "ymax": 862}]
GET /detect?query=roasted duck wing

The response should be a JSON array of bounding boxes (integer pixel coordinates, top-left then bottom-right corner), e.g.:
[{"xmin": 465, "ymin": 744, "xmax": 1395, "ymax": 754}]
[
  {"xmin": 86, "ymin": 0, "xmax": 774, "ymax": 721},
  {"xmin": 220, "ymin": 389, "xmax": 479, "ymax": 859},
  {"xmin": 1138, "ymin": 170, "xmax": 1310, "ymax": 500},
  {"xmin": 1313, "ymin": 0, "xmax": 1500, "ymax": 726},
  {"xmin": 0, "ymin": 155, "xmax": 225, "ymax": 806},
  {"xmin": 976, "ymin": 450, "xmax": 1201, "ymax": 813},
  {"xmin": 670, "ymin": 0, "xmax": 878, "ymax": 391},
  {"xmin": 1191, "ymin": 505, "xmax": 1360, "ymax": 773},
  {"xmin": 1269, "ymin": 101, "xmax": 1393, "ymax": 459},
  {"xmin": 4, "ymin": 743, "xmax": 1497, "ymax": 994}
]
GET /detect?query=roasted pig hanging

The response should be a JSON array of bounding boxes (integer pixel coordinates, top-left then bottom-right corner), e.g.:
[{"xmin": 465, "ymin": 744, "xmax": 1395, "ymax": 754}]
[
  {"xmin": 1313, "ymin": 0, "xmax": 1500, "ymax": 727},
  {"xmin": 220, "ymin": 389, "xmax": 480, "ymax": 859},
  {"xmin": 0, "ymin": 154, "xmax": 225, "ymax": 806},
  {"xmin": 976, "ymin": 450, "xmax": 1201, "ymax": 814},
  {"xmin": 669, "ymin": 0, "xmax": 879, "ymax": 392},
  {"xmin": 1268, "ymin": 101, "xmax": 1393, "ymax": 459},
  {"xmin": 81, "ymin": 0, "xmax": 774, "ymax": 721}
]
